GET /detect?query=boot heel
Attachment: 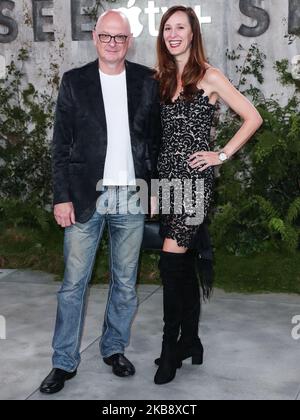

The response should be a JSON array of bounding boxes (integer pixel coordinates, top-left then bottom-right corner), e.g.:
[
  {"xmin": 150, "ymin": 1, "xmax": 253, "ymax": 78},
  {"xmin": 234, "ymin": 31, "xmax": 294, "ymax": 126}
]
[
  {"xmin": 177, "ymin": 361, "xmax": 183, "ymax": 369},
  {"xmin": 192, "ymin": 354, "xmax": 203, "ymax": 365}
]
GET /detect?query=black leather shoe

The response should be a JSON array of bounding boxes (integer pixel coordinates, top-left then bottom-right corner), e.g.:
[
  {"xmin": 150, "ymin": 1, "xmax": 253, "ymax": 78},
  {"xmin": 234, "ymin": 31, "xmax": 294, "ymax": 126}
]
[
  {"xmin": 103, "ymin": 354, "xmax": 135, "ymax": 377},
  {"xmin": 39, "ymin": 368, "xmax": 77, "ymax": 394}
]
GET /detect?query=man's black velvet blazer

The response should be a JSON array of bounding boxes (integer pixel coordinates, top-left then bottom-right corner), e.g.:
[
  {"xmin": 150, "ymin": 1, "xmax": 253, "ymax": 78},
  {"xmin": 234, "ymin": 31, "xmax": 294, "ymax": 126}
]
[{"xmin": 52, "ymin": 59, "xmax": 161, "ymax": 223}]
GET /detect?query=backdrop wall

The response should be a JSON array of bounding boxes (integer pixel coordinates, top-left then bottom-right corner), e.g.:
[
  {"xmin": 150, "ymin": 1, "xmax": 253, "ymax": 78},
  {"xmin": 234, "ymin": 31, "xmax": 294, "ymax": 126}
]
[{"xmin": 0, "ymin": 0, "xmax": 299, "ymax": 101}]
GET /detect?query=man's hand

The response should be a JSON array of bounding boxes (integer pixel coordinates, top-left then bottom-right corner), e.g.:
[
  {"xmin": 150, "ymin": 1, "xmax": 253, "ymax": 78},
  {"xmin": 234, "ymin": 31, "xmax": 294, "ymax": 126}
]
[{"xmin": 54, "ymin": 203, "xmax": 76, "ymax": 228}]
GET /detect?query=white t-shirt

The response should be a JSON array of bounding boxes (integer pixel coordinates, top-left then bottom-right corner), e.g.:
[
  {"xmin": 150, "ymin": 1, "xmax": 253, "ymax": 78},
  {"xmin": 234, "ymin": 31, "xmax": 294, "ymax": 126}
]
[{"xmin": 100, "ymin": 69, "xmax": 136, "ymax": 186}]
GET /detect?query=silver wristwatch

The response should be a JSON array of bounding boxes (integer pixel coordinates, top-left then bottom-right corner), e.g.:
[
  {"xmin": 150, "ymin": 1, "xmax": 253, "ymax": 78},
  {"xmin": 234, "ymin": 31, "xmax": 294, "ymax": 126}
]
[{"xmin": 218, "ymin": 151, "xmax": 228, "ymax": 163}]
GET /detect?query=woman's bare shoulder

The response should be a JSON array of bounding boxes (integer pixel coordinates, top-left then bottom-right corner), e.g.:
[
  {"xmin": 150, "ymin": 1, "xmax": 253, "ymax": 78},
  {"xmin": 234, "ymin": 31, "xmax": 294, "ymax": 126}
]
[{"xmin": 203, "ymin": 64, "xmax": 224, "ymax": 82}]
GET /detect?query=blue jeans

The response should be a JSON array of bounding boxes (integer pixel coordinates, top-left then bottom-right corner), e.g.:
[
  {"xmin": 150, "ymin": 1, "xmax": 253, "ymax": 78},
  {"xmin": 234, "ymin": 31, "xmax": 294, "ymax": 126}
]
[{"xmin": 52, "ymin": 187, "xmax": 145, "ymax": 372}]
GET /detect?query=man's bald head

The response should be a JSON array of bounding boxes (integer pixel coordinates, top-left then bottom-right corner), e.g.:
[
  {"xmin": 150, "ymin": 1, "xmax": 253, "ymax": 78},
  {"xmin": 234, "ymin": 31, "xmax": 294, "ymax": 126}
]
[
  {"xmin": 93, "ymin": 9, "xmax": 133, "ymax": 74},
  {"xmin": 95, "ymin": 10, "xmax": 131, "ymax": 35}
]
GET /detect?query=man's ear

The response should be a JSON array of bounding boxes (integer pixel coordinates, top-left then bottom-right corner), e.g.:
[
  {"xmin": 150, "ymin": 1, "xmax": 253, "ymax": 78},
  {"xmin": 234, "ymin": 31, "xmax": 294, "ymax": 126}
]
[
  {"xmin": 128, "ymin": 33, "xmax": 134, "ymax": 48},
  {"xmin": 92, "ymin": 30, "xmax": 98, "ymax": 47}
]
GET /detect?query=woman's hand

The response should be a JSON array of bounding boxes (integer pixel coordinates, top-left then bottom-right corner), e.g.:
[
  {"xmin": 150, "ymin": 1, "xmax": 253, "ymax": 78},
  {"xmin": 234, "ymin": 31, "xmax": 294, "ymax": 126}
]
[{"xmin": 188, "ymin": 151, "xmax": 222, "ymax": 172}]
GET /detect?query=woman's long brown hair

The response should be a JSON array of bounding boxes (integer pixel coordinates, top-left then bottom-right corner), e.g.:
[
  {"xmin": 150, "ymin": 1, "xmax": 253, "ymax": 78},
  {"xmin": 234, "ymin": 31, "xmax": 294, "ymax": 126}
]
[{"xmin": 156, "ymin": 5, "xmax": 208, "ymax": 103}]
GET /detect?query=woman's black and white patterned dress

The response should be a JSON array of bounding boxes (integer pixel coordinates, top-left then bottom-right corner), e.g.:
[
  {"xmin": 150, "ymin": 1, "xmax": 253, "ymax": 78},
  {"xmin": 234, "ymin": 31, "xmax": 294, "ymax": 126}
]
[{"xmin": 158, "ymin": 89, "xmax": 215, "ymax": 248}]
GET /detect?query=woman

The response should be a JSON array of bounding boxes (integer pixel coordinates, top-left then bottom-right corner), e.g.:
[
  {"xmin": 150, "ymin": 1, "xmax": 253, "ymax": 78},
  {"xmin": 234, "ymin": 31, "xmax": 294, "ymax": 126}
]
[{"xmin": 154, "ymin": 5, "xmax": 263, "ymax": 385}]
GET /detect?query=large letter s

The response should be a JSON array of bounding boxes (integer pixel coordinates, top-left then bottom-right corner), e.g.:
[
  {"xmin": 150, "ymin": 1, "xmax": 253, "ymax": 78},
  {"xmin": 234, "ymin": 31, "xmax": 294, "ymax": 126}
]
[
  {"xmin": 0, "ymin": 0, "xmax": 18, "ymax": 43},
  {"xmin": 238, "ymin": 0, "xmax": 270, "ymax": 37}
]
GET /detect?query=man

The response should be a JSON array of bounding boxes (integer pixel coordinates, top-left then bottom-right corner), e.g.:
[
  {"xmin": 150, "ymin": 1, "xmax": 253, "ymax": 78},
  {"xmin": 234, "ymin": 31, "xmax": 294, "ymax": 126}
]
[{"xmin": 40, "ymin": 10, "xmax": 160, "ymax": 394}]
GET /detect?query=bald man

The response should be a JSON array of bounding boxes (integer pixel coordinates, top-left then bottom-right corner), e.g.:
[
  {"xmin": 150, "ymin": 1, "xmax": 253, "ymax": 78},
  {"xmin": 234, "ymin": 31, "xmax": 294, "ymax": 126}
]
[{"xmin": 40, "ymin": 11, "xmax": 161, "ymax": 394}]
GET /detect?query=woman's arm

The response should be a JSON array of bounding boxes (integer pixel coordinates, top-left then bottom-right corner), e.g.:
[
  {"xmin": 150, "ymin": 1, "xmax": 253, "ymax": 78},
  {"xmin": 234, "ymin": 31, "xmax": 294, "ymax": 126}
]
[{"xmin": 189, "ymin": 68, "xmax": 263, "ymax": 172}]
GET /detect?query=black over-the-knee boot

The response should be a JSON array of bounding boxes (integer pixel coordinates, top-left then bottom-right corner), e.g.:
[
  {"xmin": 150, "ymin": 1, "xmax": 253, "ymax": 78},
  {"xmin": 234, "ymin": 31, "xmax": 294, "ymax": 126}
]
[
  {"xmin": 177, "ymin": 251, "xmax": 203, "ymax": 364},
  {"xmin": 155, "ymin": 252, "xmax": 203, "ymax": 367},
  {"xmin": 154, "ymin": 251, "xmax": 186, "ymax": 385}
]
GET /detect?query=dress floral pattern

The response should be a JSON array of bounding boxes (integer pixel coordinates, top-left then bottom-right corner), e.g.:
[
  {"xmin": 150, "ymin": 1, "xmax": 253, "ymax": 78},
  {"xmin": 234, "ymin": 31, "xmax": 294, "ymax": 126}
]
[{"xmin": 158, "ymin": 89, "xmax": 215, "ymax": 248}]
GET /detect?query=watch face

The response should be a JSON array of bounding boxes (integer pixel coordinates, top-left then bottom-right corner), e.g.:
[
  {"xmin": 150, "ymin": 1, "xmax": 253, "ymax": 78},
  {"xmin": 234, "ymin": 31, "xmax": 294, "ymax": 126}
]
[{"xmin": 219, "ymin": 152, "xmax": 227, "ymax": 162}]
